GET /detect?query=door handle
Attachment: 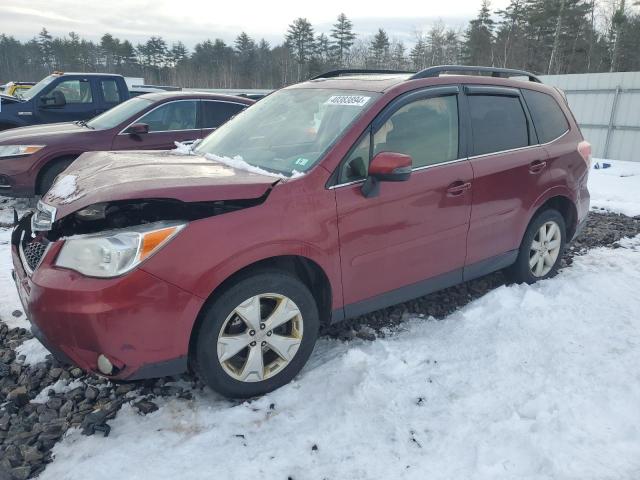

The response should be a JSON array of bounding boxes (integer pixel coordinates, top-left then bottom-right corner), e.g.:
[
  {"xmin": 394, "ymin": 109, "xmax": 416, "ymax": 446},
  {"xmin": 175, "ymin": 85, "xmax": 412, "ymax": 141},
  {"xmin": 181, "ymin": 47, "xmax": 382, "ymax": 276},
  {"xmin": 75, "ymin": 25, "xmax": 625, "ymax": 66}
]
[
  {"xmin": 446, "ymin": 181, "xmax": 472, "ymax": 196},
  {"xmin": 529, "ymin": 160, "xmax": 547, "ymax": 174}
]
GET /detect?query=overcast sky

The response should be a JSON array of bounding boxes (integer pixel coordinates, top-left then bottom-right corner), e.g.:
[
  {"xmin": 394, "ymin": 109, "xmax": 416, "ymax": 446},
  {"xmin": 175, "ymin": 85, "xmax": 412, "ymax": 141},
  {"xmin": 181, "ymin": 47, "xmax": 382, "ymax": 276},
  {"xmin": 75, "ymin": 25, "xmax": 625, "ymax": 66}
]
[{"xmin": 0, "ymin": 0, "xmax": 511, "ymax": 47}]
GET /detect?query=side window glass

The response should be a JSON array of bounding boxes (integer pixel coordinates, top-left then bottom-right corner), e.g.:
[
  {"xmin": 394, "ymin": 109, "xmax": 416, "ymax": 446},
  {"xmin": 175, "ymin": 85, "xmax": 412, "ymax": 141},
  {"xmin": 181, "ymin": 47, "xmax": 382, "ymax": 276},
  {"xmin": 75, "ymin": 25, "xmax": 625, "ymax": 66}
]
[
  {"xmin": 101, "ymin": 79, "xmax": 121, "ymax": 104},
  {"xmin": 136, "ymin": 101, "xmax": 197, "ymax": 132},
  {"xmin": 201, "ymin": 102, "xmax": 246, "ymax": 129},
  {"xmin": 50, "ymin": 79, "xmax": 93, "ymax": 104},
  {"xmin": 340, "ymin": 133, "xmax": 370, "ymax": 183},
  {"xmin": 522, "ymin": 89, "xmax": 569, "ymax": 143},
  {"xmin": 373, "ymin": 95, "xmax": 459, "ymax": 168},
  {"xmin": 468, "ymin": 95, "xmax": 529, "ymax": 156}
]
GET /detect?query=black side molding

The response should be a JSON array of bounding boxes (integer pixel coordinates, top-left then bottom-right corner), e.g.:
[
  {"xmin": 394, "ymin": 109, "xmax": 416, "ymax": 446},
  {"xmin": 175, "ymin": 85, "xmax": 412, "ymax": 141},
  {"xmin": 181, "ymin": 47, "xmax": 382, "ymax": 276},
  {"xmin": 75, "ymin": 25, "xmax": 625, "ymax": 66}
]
[{"xmin": 332, "ymin": 250, "xmax": 520, "ymax": 323}]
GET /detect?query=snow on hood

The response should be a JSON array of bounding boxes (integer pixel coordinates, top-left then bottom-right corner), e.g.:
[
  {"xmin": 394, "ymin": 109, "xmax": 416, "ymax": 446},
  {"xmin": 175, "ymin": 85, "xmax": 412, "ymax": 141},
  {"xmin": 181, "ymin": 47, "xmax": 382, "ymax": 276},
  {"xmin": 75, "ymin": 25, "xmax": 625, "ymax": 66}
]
[
  {"xmin": 47, "ymin": 174, "xmax": 84, "ymax": 204},
  {"xmin": 171, "ymin": 142, "xmax": 305, "ymax": 180},
  {"xmin": 42, "ymin": 150, "xmax": 280, "ymax": 219}
]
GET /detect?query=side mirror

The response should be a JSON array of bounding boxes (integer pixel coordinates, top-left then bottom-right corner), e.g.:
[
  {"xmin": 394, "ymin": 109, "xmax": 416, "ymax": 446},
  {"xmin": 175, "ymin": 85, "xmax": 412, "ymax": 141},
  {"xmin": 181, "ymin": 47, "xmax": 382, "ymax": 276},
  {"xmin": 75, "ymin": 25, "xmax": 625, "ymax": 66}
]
[
  {"xmin": 40, "ymin": 91, "xmax": 66, "ymax": 107},
  {"xmin": 125, "ymin": 123, "xmax": 149, "ymax": 135},
  {"xmin": 361, "ymin": 151, "xmax": 412, "ymax": 198}
]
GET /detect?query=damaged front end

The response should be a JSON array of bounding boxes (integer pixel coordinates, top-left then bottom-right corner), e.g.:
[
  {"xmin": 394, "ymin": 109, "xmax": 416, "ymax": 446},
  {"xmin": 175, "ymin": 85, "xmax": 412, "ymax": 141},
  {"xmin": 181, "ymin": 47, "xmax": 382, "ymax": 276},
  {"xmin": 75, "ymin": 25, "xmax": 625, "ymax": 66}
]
[{"xmin": 16, "ymin": 190, "xmax": 271, "ymax": 279}]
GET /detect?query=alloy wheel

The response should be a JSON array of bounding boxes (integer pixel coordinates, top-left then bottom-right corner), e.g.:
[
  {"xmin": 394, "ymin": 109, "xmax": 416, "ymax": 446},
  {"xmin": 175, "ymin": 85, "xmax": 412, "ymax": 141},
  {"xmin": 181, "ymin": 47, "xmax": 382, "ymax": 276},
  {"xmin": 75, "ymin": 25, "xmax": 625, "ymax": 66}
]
[
  {"xmin": 216, "ymin": 294, "xmax": 303, "ymax": 382},
  {"xmin": 529, "ymin": 220, "xmax": 562, "ymax": 277}
]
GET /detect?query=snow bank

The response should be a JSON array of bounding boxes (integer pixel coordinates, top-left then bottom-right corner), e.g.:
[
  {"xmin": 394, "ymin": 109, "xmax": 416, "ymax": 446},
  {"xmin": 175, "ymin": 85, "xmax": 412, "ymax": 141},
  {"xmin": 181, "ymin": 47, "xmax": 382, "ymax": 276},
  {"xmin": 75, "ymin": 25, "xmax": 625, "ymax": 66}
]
[
  {"xmin": 46, "ymin": 174, "xmax": 84, "ymax": 204},
  {"xmin": 589, "ymin": 159, "xmax": 640, "ymax": 217},
  {"xmin": 15, "ymin": 337, "xmax": 50, "ymax": 365},
  {"xmin": 41, "ymin": 238, "xmax": 640, "ymax": 480},
  {"xmin": 0, "ymin": 228, "xmax": 28, "ymax": 329}
]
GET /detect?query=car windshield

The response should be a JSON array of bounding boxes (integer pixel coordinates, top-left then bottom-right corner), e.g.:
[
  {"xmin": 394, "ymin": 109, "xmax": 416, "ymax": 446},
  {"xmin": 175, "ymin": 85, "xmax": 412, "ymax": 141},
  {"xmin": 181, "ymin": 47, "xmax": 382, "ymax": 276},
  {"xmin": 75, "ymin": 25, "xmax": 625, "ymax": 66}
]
[
  {"xmin": 19, "ymin": 75, "xmax": 57, "ymax": 100},
  {"xmin": 194, "ymin": 88, "xmax": 380, "ymax": 176},
  {"xmin": 87, "ymin": 97, "xmax": 154, "ymax": 130}
]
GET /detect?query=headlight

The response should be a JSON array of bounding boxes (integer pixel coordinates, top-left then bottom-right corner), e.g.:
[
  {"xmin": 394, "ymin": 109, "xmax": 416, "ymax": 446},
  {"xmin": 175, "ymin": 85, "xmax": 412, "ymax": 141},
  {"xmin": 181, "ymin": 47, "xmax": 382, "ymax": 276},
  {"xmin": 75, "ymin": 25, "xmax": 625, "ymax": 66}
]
[
  {"xmin": 0, "ymin": 145, "xmax": 45, "ymax": 158},
  {"xmin": 55, "ymin": 221, "xmax": 186, "ymax": 278},
  {"xmin": 32, "ymin": 200, "xmax": 57, "ymax": 232}
]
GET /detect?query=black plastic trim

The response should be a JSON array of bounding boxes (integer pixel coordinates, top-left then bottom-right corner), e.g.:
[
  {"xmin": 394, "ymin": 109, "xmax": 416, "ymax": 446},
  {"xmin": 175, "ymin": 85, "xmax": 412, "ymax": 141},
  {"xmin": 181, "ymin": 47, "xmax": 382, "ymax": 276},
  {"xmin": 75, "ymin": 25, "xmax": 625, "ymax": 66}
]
[
  {"xmin": 312, "ymin": 69, "xmax": 415, "ymax": 80},
  {"xmin": 463, "ymin": 249, "xmax": 518, "ymax": 282},
  {"xmin": 410, "ymin": 65, "xmax": 541, "ymax": 83},
  {"xmin": 125, "ymin": 356, "xmax": 188, "ymax": 380},
  {"xmin": 331, "ymin": 250, "xmax": 520, "ymax": 323},
  {"xmin": 464, "ymin": 85, "xmax": 521, "ymax": 97}
]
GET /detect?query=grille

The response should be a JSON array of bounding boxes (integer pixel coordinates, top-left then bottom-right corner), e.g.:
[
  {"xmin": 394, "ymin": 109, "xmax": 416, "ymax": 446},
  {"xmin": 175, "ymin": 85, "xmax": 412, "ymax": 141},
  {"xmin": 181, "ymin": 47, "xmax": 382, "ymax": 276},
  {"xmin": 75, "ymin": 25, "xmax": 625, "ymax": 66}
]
[{"xmin": 21, "ymin": 239, "xmax": 48, "ymax": 273}]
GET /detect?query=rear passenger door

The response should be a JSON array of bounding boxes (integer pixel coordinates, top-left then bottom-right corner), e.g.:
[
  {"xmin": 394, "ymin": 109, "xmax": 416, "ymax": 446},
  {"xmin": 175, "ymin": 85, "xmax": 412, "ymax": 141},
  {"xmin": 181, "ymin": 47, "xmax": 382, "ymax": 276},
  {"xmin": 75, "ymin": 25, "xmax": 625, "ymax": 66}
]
[
  {"xmin": 112, "ymin": 99, "xmax": 200, "ymax": 151},
  {"xmin": 200, "ymin": 100, "xmax": 247, "ymax": 138},
  {"xmin": 464, "ymin": 86, "xmax": 550, "ymax": 275},
  {"xmin": 97, "ymin": 78, "xmax": 124, "ymax": 115},
  {"xmin": 335, "ymin": 87, "xmax": 473, "ymax": 315}
]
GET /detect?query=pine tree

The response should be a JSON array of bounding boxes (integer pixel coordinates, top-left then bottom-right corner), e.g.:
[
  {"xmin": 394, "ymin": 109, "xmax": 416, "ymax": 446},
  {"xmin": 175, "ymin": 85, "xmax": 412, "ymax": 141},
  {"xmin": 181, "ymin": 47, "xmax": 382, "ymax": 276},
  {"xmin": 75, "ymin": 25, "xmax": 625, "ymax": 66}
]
[
  {"xmin": 461, "ymin": 0, "xmax": 495, "ymax": 66},
  {"xmin": 235, "ymin": 32, "xmax": 257, "ymax": 87},
  {"xmin": 495, "ymin": 0, "xmax": 527, "ymax": 68},
  {"xmin": 390, "ymin": 41, "xmax": 407, "ymax": 70},
  {"xmin": 369, "ymin": 28, "xmax": 390, "ymax": 67},
  {"xmin": 38, "ymin": 28, "xmax": 54, "ymax": 71},
  {"xmin": 285, "ymin": 18, "xmax": 315, "ymax": 80},
  {"xmin": 330, "ymin": 13, "xmax": 356, "ymax": 67},
  {"xmin": 410, "ymin": 36, "xmax": 428, "ymax": 70}
]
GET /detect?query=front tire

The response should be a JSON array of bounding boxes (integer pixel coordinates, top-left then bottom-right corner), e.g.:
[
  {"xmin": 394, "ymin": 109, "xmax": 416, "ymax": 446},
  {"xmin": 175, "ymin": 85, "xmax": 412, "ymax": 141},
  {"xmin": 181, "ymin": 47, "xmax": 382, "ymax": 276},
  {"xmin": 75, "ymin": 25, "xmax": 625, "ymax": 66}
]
[
  {"xmin": 38, "ymin": 158, "xmax": 76, "ymax": 195},
  {"xmin": 506, "ymin": 209, "xmax": 566, "ymax": 284},
  {"xmin": 194, "ymin": 270, "xmax": 319, "ymax": 398}
]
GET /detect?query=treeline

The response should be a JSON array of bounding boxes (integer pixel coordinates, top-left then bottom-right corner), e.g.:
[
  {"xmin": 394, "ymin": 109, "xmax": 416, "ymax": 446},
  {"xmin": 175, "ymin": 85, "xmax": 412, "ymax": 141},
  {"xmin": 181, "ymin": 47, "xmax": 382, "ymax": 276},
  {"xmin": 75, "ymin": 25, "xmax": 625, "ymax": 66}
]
[{"xmin": 1, "ymin": 0, "xmax": 639, "ymax": 89}]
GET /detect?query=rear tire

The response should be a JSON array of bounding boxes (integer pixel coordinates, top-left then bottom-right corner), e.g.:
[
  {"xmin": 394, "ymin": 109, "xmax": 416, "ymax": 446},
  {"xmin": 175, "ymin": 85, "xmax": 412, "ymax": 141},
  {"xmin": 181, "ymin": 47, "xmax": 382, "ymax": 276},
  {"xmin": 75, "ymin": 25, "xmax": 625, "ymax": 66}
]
[
  {"xmin": 506, "ymin": 209, "xmax": 566, "ymax": 284},
  {"xmin": 194, "ymin": 270, "xmax": 319, "ymax": 398},
  {"xmin": 38, "ymin": 158, "xmax": 76, "ymax": 195}
]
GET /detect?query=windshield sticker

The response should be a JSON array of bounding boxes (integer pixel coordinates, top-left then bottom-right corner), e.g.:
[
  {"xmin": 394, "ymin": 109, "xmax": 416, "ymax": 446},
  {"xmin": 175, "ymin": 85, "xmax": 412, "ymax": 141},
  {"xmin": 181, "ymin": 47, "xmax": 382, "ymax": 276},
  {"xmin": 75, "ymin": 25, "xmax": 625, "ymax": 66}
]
[
  {"xmin": 325, "ymin": 95, "xmax": 371, "ymax": 107},
  {"xmin": 294, "ymin": 157, "xmax": 310, "ymax": 166}
]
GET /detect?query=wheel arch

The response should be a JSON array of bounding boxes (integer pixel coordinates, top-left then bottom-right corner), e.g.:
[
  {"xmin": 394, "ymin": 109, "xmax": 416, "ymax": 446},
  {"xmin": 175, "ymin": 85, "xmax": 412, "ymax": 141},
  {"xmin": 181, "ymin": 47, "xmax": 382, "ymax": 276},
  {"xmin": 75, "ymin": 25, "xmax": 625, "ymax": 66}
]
[
  {"xmin": 187, "ymin": 254, "xmax": 333, "ymax": 361},
  {"xmin": 34, "ymin": 153, "xmax": 80, "ymax": 195},
  {"xmin": 528, "ymin": 190, "xmax": 578, "ymax": 240}
]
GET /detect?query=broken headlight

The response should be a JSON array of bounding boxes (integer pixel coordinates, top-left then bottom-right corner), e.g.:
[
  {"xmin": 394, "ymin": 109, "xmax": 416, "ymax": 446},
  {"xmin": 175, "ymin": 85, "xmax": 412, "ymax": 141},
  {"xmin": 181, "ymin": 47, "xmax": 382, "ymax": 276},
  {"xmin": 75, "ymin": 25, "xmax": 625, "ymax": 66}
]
[
  {"xmin": 55, "ymin": 221, "xmax": 186, "ymax": 277},
  {"xmin": 31, "ymin": 200, "xmax": 57, "ymax": 232}
]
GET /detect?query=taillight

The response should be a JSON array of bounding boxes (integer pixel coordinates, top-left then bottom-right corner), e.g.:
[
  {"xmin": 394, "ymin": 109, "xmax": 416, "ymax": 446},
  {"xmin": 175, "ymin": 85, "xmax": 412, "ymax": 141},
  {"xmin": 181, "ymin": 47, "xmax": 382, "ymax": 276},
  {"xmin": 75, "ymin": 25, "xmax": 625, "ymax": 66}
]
[{"xmin": 578, "ymin": 141, "xmax": 592, "ymax": 168}]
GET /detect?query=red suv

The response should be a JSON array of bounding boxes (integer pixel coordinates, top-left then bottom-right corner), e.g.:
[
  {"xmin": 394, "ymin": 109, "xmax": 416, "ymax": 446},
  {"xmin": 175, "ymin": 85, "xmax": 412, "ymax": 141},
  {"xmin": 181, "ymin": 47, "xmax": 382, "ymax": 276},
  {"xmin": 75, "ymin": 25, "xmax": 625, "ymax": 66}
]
[
  {"xmin": 0, "ymin": 92, "xmax": 253, "ymax": 197},
  {"xmin": 11, "ymin": 66, "xmax": 590, "ymax": 398}
]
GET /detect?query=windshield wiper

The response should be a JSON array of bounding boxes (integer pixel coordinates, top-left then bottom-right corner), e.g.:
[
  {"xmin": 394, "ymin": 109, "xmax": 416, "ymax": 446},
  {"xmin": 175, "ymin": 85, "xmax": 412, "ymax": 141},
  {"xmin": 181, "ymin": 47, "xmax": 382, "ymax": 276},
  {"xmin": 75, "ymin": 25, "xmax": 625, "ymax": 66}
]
[{"xmin": 74, "ymin": 120, "xmax": 95, "ymax": 130}]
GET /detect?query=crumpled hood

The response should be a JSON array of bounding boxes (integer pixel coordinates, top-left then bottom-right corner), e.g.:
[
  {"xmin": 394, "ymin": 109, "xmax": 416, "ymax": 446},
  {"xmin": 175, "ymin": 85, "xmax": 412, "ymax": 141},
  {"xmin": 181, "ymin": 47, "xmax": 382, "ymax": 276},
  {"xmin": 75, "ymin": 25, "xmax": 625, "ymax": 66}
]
[
  {"xmin": 43, "ymin": 150, "xmax": 279, "ymax": 218},
  {"xmin": 0, "ymin": 122, "xmax": 84, "ymax": 144}
]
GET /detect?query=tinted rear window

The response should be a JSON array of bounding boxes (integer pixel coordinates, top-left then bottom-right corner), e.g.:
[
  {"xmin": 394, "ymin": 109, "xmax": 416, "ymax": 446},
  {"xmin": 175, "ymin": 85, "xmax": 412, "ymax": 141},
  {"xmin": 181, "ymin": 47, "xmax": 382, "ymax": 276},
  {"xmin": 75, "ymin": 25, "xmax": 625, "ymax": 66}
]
[
  {"xmin": 201, "ymin": 101, "xmax": 246, "ymax": 129},
  {"xmin": 522, "ymin": 89, "xmax": 569, "ymax": 143},
  {"xmin": 469, "ymin": 95, "xmax": 529, "ymax": 156}
]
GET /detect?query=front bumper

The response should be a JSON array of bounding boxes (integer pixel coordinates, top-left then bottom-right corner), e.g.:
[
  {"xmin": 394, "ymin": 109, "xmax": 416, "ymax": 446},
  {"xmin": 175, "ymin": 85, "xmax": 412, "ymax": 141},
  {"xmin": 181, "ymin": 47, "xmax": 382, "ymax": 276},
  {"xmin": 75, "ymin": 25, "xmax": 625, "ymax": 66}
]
[{"xmin": 11, "ymin": 217, "xmax": 204, "ymax": 380}]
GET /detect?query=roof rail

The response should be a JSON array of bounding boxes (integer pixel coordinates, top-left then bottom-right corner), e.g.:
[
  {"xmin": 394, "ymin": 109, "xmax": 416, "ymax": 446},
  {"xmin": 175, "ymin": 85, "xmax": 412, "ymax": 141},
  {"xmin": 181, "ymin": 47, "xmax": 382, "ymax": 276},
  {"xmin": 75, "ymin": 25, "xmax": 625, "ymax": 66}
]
[
  {"xmin": 311, "ymin": 69, "xmax": 415, "ymax": 80},
  {"xmin": 410, "ymin": 65, "xmax": 542, "ymax": 83}
]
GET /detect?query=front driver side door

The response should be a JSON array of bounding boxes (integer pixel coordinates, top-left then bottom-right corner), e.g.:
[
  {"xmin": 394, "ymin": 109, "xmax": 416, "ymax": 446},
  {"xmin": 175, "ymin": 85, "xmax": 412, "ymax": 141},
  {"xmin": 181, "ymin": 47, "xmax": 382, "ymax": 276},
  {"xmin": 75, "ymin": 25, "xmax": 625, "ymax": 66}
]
[
  {"xmin": 111, "ymin": 99, "xmax": 201, "ymax": 151},
  {"xmin": 36, "ymin": 77, "xmax": 98, "ymax": 123},
  {"xmin": 334, "ymin": 87, "xmax": 473, "ymax": 317}
]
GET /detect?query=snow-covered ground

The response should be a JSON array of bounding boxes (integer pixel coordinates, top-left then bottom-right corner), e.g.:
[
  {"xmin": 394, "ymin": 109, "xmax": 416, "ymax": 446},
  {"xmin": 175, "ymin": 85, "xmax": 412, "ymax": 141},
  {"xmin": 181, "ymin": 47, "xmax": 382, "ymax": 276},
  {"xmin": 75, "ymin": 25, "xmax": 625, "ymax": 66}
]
[
  {"xmin": 0, "ymin": 159, "xmax": 639, "ymax": 479},
  {"xmin": 38, "ymin": 237, "xmax": 640, "ymax": 480},
  {"xmin": 589, "ymin": 159, "xmax": 640, "ymax": 217}
]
